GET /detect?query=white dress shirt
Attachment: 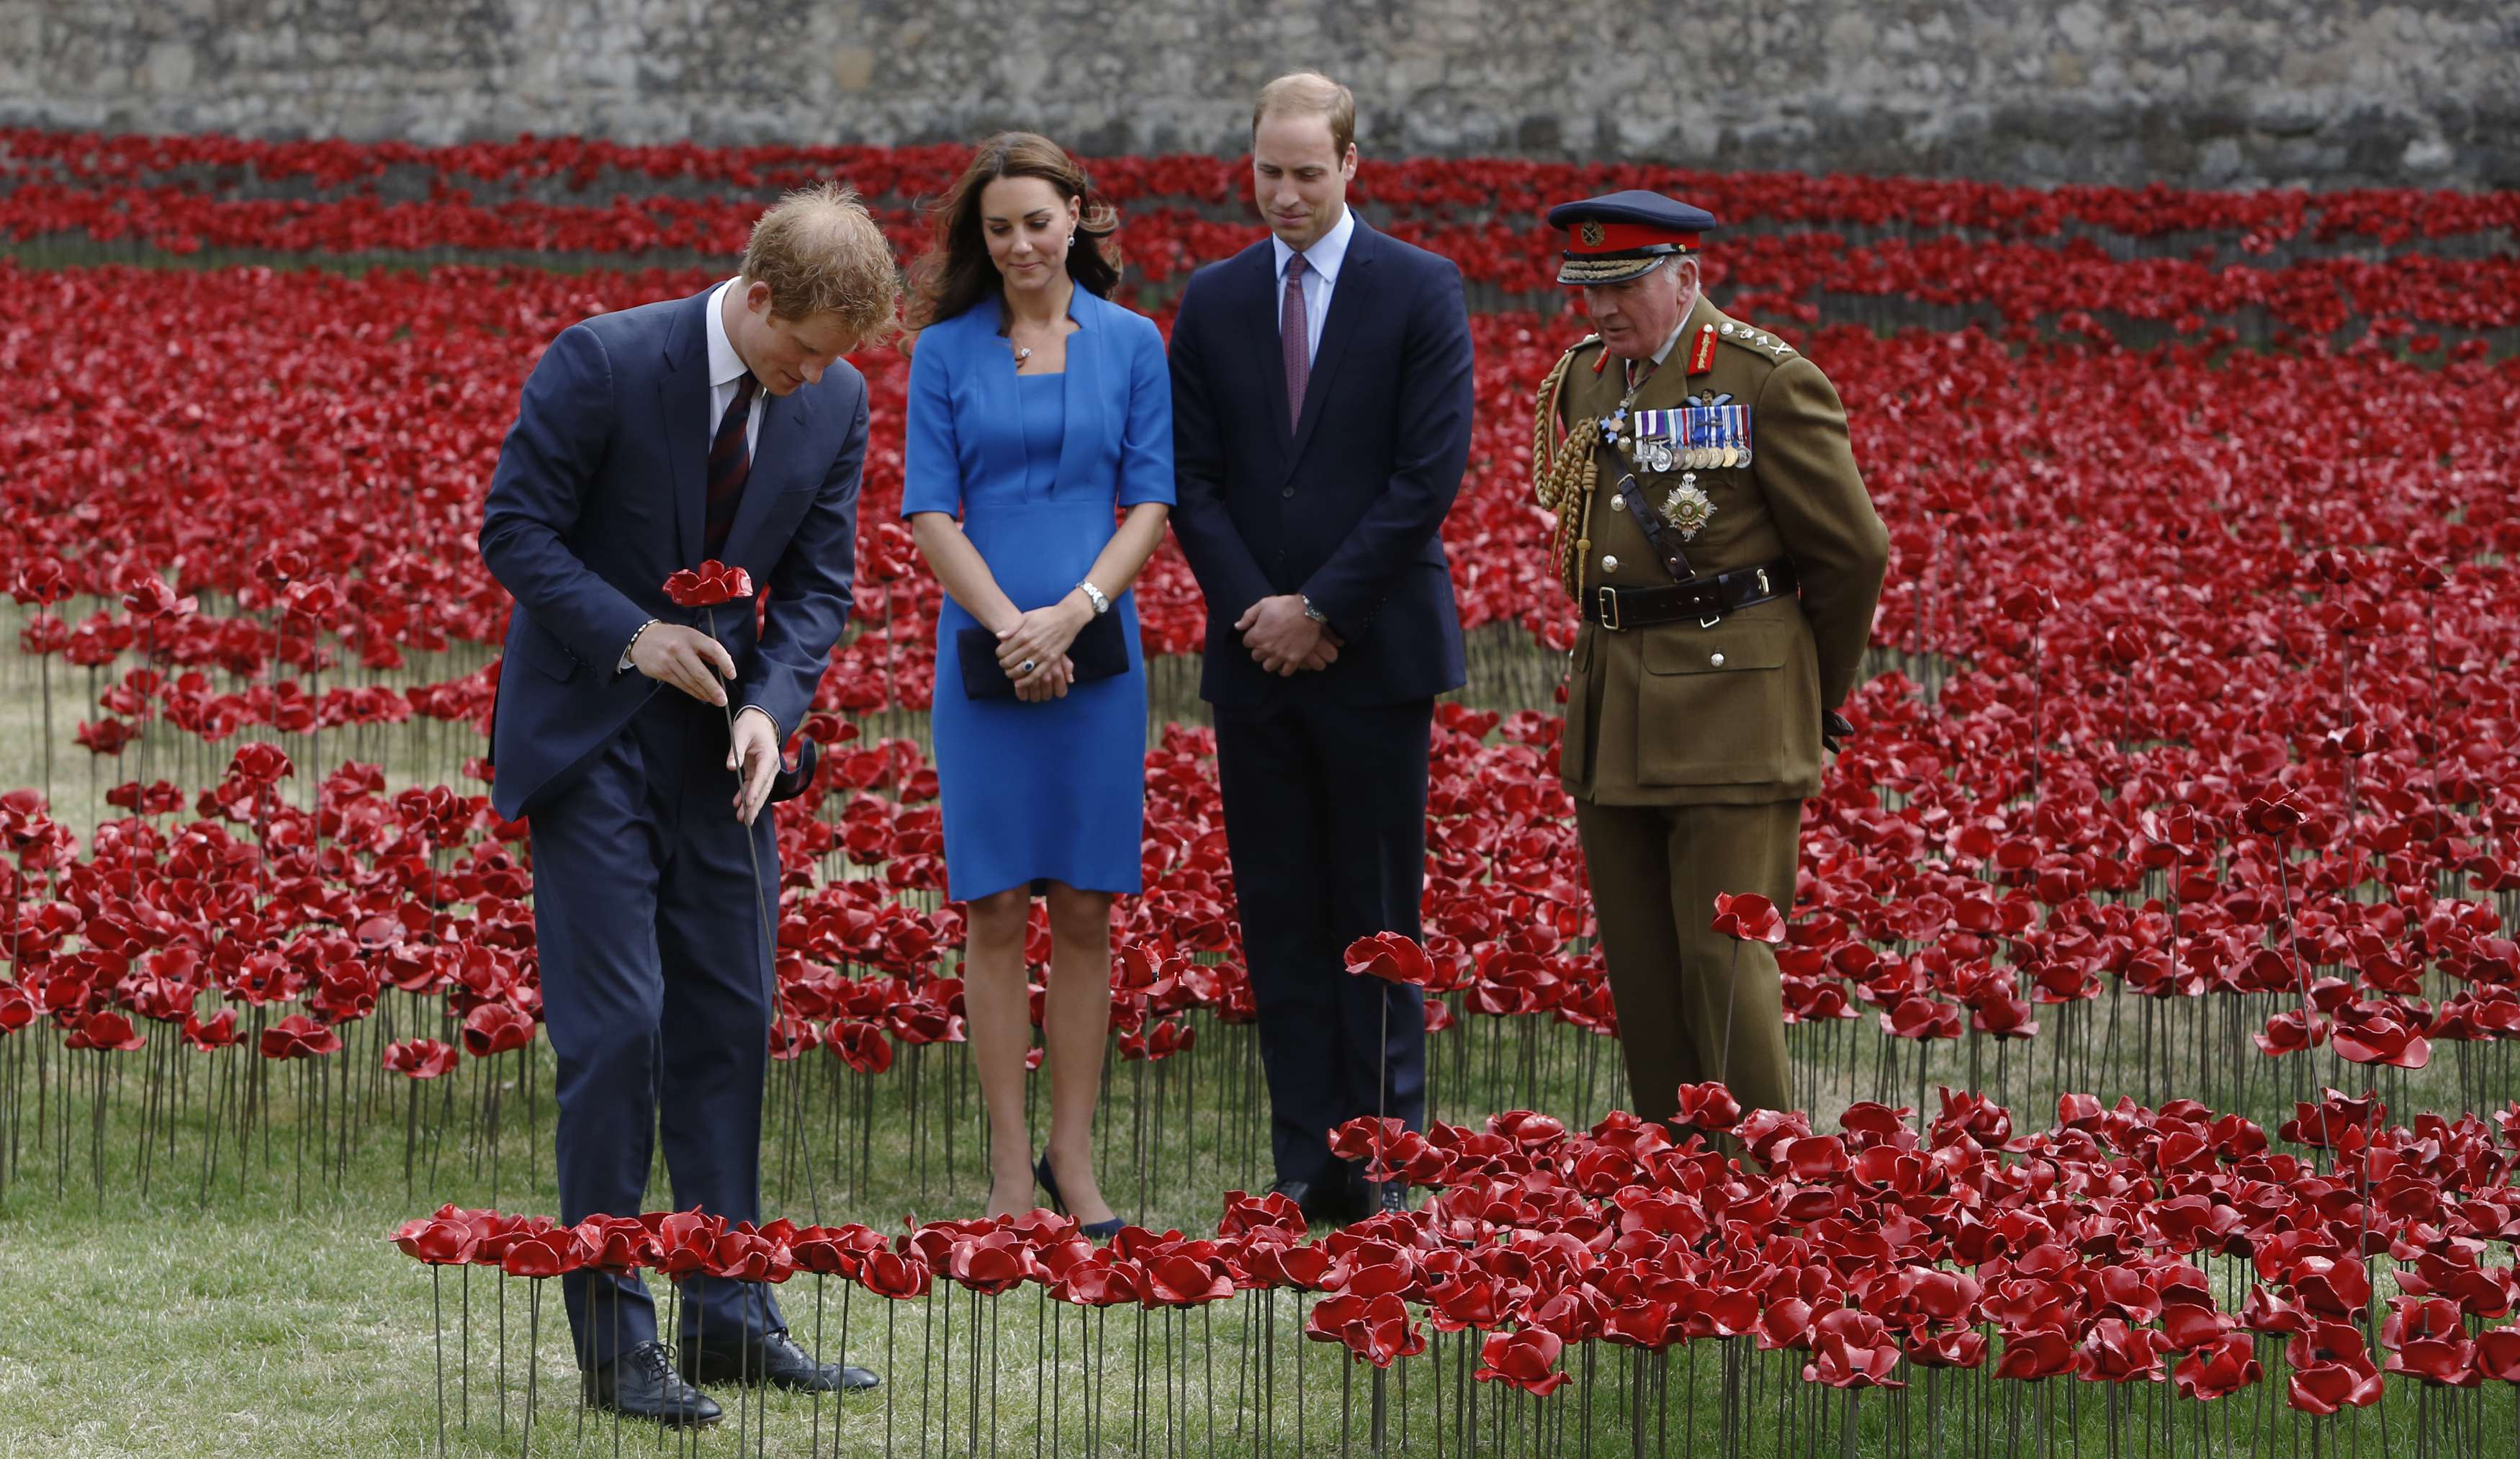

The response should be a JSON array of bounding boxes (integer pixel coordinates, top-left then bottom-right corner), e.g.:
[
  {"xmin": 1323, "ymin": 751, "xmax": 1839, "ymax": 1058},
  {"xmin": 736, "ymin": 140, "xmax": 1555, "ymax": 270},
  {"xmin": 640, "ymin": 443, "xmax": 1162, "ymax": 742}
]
[
  {"xmin": 704, "ymin": 277, "xmax": 765, "ymax": 457},
  {"xmin": 1269, "ymin": 205, "xmax": 1356, "ymax": 367}
]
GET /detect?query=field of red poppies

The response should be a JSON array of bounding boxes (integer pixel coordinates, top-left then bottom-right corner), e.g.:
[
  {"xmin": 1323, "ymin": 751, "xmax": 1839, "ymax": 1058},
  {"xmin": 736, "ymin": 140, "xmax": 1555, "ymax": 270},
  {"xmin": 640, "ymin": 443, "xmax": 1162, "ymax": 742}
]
[{"xmin": 3, "ymin": 130, "xmax": 2519, "ymax": 1455}]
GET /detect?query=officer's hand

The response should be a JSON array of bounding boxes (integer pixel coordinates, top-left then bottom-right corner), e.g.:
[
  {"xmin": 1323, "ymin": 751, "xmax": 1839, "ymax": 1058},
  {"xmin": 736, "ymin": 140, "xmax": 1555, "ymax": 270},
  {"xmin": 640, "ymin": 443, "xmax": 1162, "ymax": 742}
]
[{"xmin": 631, "ymin": 624, "xmax": 735, "ymax": 706}]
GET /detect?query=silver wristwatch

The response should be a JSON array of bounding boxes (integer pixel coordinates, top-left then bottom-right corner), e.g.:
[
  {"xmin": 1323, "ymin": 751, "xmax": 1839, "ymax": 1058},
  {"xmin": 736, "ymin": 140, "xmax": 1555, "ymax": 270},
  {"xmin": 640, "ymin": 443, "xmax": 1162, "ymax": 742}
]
[
  {"xmin": 1076, "ymin": 579, "xmax": 1112, "ymax": 616},
  {"xmin": 1300, "ymin": 595, "xmax": 1329, "ymax": 624}
]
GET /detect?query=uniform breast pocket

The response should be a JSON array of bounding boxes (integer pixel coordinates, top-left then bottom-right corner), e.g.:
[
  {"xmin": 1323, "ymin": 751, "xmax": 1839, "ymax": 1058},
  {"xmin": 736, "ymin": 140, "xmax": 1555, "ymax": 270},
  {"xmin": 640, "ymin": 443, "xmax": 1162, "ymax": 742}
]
[{"xmin": 1632, "ymin": 614, "xmax": 1800, "ymax": 786}]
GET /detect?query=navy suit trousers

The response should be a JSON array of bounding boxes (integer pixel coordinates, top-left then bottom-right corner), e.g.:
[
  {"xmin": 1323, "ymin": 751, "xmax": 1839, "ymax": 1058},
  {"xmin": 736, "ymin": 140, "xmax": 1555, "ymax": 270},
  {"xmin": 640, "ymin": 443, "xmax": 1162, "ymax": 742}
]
[
  {"xmin": 530, "ymin": 690, "xmax": 784, "ymax": 1367},
  {"xmin": 1212, "ymin": 694, "xmax": 1431, "ymax": 1202}
]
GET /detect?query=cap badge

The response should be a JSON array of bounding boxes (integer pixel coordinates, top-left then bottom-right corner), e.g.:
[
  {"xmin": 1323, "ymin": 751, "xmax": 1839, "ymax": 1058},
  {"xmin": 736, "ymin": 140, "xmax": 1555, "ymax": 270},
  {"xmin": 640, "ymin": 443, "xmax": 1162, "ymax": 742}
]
[{"xmin": 1578, "ymin": 220, "xmax": 1607, "ymax": 247}]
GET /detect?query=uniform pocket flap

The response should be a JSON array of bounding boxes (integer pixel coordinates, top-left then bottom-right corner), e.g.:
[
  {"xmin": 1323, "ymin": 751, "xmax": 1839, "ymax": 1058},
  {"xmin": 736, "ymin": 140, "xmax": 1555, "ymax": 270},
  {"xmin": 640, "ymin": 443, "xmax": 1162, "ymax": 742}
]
[{"xmin": 1640, "ymin": 616, "xmax": 1792, "ymax": 676}]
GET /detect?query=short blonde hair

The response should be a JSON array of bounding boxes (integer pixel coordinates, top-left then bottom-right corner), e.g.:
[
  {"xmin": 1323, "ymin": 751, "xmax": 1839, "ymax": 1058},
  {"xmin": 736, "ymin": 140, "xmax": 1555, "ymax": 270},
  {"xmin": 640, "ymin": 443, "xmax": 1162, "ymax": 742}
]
[
  {"xmin": 740, "ymin": 183, "xmax": 901, "ymax": 346},
  {"xmin": 1252, "ymin": 71, "xmax": 1356, "ymax": 158}
]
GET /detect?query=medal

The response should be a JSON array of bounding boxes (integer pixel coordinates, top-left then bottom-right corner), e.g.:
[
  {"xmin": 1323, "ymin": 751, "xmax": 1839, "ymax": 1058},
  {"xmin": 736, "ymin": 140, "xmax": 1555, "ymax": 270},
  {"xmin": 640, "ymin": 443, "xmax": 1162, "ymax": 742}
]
[{"xmin": 1660, "ymin": 477, "xmax": 1714, "ymax": 539}]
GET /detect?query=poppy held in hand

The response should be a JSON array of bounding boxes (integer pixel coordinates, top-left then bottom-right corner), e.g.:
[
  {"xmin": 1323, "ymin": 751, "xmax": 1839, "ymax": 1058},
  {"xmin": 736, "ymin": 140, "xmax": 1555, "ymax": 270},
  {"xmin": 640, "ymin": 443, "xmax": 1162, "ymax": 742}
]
[{"xmin": 663, "ymin": 561, "xmax": 755, "ymax": 609}]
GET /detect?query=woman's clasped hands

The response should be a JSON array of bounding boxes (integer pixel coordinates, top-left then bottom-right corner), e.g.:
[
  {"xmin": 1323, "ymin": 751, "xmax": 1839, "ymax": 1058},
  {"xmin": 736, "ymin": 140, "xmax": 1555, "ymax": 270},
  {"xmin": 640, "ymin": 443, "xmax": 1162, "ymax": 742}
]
[{"xmin": 995, "ymin": 594, "xmax": 1090, "ymax": 702}]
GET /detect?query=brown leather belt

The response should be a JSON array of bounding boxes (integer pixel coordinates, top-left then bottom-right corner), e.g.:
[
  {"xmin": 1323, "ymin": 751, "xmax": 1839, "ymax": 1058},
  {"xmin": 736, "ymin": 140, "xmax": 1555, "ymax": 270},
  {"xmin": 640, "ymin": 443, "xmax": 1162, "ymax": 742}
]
[{"xmin": 1588, "ymin": 559, "xmax": 1798, "ymax": 632}]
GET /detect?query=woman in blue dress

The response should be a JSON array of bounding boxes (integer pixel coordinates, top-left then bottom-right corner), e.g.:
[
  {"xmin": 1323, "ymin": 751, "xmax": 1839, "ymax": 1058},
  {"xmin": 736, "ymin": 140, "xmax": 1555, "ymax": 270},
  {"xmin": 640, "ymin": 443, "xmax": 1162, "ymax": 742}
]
[{"xmin": 901, "ymin": 133, "xmax": 1174, "ymax": 1233}]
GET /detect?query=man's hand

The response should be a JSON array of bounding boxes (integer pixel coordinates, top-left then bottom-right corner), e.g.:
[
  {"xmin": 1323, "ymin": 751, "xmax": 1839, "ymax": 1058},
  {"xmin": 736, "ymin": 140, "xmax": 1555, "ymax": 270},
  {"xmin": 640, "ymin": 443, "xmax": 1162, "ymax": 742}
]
[
  {"xmin": 630, "ymin": 623, "xmax": 735, "ymax": 706},
  {"xmin": 1236, "ymin": 594, "xmax": 1335, "ymax": 677},
  {"xmin": 727, "ymin": 708, "xmax": 781, "ymax": 825}
]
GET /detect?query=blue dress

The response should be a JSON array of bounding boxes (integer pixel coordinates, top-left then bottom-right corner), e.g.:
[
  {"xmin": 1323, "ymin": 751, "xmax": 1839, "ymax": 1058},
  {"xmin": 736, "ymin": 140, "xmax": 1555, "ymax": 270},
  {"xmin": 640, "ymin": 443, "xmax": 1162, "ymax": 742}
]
[{"xmin": 901, "ymin": 291, "xmax": 1176, "ymax": 902}]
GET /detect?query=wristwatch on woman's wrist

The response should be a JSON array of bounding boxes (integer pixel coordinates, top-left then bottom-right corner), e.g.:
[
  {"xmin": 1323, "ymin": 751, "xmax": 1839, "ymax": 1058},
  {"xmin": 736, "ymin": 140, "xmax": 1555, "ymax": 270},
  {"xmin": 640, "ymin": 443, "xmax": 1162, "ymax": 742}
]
[{"xmin": 1075, "ymin": 579, "xmax": 1112, "ymax": 616}]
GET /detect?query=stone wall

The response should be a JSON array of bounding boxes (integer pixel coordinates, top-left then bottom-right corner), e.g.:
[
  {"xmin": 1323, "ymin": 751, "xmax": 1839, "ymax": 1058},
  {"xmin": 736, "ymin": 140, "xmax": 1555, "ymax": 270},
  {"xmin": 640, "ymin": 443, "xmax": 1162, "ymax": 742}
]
[{"xmin": 4, "ymin": 0, "xmax": 2514, "ymax": 189}]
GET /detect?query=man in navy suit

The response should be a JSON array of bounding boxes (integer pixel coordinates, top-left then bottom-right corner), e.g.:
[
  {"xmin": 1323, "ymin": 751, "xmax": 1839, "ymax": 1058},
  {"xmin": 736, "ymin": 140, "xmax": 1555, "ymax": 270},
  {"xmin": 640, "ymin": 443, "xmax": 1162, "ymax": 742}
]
[
  {"xmin": 479, "ymin": 184, "xmax": 894, "ymax": 1425},
  {"xmin": 1168, "ymin": 73, "xmax": 1475, "ymax": 1224}
]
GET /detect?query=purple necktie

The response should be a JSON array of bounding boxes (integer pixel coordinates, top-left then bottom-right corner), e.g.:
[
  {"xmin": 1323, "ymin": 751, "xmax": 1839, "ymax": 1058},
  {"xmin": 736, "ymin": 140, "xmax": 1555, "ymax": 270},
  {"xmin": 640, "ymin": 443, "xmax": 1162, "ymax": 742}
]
[{"xmin": 1280, "ymin": 253, "xmax": 1309, "ymax": 430}]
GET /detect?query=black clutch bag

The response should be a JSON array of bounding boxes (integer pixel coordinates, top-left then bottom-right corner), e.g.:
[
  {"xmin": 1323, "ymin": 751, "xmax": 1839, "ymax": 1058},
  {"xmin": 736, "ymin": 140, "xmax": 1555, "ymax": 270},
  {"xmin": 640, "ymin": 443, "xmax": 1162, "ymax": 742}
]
[{"xmin": 957, "ymin": 611, "xmax": 1129, "ymax": 700}]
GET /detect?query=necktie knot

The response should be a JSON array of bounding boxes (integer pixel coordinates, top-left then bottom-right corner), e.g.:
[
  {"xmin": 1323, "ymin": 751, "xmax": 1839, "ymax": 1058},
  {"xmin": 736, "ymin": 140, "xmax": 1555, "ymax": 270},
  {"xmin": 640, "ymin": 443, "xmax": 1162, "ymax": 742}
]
[{"xmin": 1285, "ymin": 253, "xmax": 1308, "ymax": 282}]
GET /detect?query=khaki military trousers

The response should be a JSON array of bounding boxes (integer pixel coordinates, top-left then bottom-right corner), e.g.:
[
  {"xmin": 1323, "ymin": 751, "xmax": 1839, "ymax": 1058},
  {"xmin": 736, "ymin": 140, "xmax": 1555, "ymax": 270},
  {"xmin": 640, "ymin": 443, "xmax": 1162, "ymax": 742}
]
[{"xmin": 1573, "ymin": 796, "xmax": 1801, "ymax": 1128}]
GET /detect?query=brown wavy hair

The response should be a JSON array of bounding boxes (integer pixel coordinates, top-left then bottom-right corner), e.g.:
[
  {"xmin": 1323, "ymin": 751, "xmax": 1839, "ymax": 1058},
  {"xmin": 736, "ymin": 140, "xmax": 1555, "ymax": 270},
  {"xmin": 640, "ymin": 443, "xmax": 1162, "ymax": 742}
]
[
  {"xmin": 904, "ymin": 133, "xmax": 1122, "ymax": 332},
  {"xmin": 740, "ymin": 182, "xmax": 901, "ymax": 347}
]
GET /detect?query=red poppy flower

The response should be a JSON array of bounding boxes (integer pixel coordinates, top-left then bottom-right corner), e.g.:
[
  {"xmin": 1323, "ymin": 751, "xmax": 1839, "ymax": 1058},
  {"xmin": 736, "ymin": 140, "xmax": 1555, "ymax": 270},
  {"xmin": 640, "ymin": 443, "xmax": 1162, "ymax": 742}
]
[
  {"xmin": 2172, "ymin": 1332, "xmax": 2262, "ymax": 1401},
  {"xmin": 502, "ymin": 1226, "xmax": 586, "ymax": 1279},
  {"xmin": 1711, "ymin": 892, "xmax": 1786, "ymax": 944},
  {"xmin": 663, "ymin": 561, "xmax": 754, "ymax": 609},
  {"xmin": 1050, "ymin": 1254, "xmax": 1145, "ymax": 1306},
  {"xmin": 859, "ymin": 1249, "xmax": 932, "ymax": 1300},
  {"xmin": 1304, "ymin": 1292, "xmax": 1426, "ymax": 1368},
  {"xmin": 1674, "ymin": 1081, "xmax": 1743, "ymax": 1131},
  {"xmin": 391, "ymin": 1207, "xmax": 481, "ymax": 1265},
  {"xmin": 1805, "ymin": 1309, "xmax": 1907, "ymax": 1389},
  {"xmin": 1475, "ymin": 1327, "xmax": 1567, "ymax": 1395},
  {"xmin": 1992, "ymin": 1327, "xmax": 2075, "ymax": 1381},
  {"xmin": 572, "ymin": 1216, "xmax": 657, "ymax": 1276},
  {"xmin": 827, "ymin": 1019, "xmax": 894, "ymax": 1074},
  {"xmin": 181, "ymin": 1008, "xmax": 240, "ymax": 1051},
  {"xmin": 382, "ymin": 1037, "xmax": 459, "ymax": 1079},
  {"xmin": 787, "ymin": 1223, "xmax": 883, "ymax": 1278},
  {"xmin": 68, "ymin": 1010, "xmax": 146, "ymax": 1052},
  {"xmin": 460, "ymin": 1001, "xmax": 536, "ymax": 1057},
  {"xmin": 1144, "ymin": 1249, "xmax": 1237, "ymax": 1307},
  {"xmin": 1343, "ymin": 931, "xmax": 1436, "ymax": 987},
  {"xmin": 946, "ymin": 1230, "xmax": 1038, "ymax": 1295},
  {"xmin": 258, "ymin": 1013, "xmax": 343, "ymax": 1060}
]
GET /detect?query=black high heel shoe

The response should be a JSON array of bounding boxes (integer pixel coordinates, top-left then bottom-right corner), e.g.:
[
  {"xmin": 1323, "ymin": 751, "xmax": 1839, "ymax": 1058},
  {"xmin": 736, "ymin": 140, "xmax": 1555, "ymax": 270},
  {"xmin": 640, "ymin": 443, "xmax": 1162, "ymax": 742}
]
[{"xmin": 1034, "ymin": 1154, "xmax": 1123, "ymax": 1241}]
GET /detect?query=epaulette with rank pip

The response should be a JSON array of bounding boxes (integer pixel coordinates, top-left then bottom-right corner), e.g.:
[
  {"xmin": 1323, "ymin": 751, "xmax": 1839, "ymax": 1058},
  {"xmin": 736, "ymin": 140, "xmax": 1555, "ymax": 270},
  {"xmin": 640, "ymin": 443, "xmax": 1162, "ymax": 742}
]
[
  {"xmin": 1555, "ymin": 333, "xmax": 1609, "ymax": 376},
  {"xmin": 1714, "ymin": 320, "xmax": 1796, "ymax": 360}
]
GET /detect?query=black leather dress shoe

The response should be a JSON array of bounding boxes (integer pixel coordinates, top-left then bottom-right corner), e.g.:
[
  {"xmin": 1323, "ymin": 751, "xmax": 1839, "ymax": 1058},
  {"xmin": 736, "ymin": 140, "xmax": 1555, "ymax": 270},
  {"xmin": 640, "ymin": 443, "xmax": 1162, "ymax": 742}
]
[
  {"xmin": 1269, "ymin": 1178, "xmax": 1356, "ymax": 1225},
  {"xmin": 1369, "ymin": 1180, "xmax": 1413, "ymax": 1218},
  {"xmin": 585, "ymin": 1341, "xmax": 721, "ymax": 1427},
  {"xmin": 680, "ymin": 1328, "xmax": 878, "ymax": 1393}
]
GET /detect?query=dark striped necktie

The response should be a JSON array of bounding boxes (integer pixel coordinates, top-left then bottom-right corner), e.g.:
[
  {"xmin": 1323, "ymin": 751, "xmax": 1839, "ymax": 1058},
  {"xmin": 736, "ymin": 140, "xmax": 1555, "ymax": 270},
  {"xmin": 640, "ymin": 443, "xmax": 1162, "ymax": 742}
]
[{"xmin": 702, "ymin": 371, "xmax": 760, "ymax": 559}]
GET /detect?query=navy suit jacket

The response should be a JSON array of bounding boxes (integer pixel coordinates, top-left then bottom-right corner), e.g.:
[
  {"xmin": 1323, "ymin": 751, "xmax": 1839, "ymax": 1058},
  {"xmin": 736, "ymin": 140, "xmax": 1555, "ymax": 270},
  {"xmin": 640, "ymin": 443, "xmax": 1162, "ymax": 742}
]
[
  {"xmin": 479, "ymin": 287, "xmax": 868, "ymax": 820},
  {"xmin": 1168, "ymin": 213, "xmax": 1475, "ymax": 706}
]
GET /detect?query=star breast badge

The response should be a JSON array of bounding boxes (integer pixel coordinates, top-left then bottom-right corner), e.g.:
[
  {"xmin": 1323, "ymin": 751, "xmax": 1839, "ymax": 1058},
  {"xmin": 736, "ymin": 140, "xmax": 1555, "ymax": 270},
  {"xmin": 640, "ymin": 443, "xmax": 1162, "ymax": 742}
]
[{"xmin": 1660, "ymin": 480, "xmax": 1715, "ymax": 539}]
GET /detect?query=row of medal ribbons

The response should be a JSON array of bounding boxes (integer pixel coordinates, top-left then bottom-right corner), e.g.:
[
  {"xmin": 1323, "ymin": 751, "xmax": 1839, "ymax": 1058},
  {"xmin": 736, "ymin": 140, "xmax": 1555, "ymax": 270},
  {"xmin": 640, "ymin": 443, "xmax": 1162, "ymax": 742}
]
[{"xmin": 1630, "ymin": 404, "xmax": 1753, "ymax": 472}]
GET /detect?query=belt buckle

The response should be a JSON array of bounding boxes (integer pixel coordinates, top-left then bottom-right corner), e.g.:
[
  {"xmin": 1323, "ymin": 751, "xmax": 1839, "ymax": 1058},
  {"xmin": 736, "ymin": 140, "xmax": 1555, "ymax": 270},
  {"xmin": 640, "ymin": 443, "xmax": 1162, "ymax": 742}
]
[
  {"xmin": 1755, "ymin": 567, "xmax": 1770, "ymax": 597},
  {"xmin": 1699, "ymin": 612, "xmax": 1723, "ymax": 629},
  {"xmin": 1597, "ymin": 585, "xmax": 1624, "ymax": 632}
]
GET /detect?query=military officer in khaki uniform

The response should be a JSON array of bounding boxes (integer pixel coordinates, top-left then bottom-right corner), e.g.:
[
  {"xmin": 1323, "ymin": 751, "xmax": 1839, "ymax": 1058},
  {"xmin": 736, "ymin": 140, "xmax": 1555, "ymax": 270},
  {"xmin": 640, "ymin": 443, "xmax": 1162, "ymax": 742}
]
[{"xmin": 1530, "ymin": 192, "xmax": 1888, "ymax": 1128}]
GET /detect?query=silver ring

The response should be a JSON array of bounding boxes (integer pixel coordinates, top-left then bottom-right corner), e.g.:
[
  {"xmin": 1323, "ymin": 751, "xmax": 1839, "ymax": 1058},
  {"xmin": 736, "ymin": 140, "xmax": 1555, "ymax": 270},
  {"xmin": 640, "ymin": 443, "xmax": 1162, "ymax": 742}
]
[{"xmin": 1018, "ymin": 660, "xmax": 1037, "ymax": 675}]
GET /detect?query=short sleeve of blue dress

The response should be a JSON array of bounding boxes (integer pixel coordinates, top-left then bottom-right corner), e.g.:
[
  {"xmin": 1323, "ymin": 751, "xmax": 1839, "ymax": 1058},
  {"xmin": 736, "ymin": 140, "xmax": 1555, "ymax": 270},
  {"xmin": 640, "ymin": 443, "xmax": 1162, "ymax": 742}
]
[{"xmin": 917, "ymin": 339, "xmax": 1153, "ymax": 903}]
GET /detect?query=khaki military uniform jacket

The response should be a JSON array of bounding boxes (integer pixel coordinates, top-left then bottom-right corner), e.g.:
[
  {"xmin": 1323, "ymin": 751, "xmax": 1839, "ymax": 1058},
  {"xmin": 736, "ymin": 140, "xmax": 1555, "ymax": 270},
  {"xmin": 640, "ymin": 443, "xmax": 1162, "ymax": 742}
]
[{"xmin": 1553, "ymin": 294, "xmax": 1888, "ymax": 806}]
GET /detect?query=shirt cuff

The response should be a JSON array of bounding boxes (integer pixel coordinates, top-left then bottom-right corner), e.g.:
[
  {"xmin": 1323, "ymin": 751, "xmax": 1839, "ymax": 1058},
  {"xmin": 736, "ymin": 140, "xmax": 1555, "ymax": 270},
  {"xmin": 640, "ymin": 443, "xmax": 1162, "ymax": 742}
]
[
  {"xmin": 618, "ymin": 619, "xmax": 659, "ymax": 674},
  {"xmin": 734, "ymin": 704, "xmax": 782, "ymax": 740}
]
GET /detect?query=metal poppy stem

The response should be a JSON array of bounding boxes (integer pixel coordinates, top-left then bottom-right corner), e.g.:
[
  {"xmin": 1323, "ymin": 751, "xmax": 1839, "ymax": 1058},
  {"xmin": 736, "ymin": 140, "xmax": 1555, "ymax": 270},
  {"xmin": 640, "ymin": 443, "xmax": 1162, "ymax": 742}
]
[
  {"xmin": 432, "ymin": 1265, "xmax": 447, "ymax": 1459},
  {"xmin": 522, "ymin": 1277, "xmax": 541, "ymax": 1456}
]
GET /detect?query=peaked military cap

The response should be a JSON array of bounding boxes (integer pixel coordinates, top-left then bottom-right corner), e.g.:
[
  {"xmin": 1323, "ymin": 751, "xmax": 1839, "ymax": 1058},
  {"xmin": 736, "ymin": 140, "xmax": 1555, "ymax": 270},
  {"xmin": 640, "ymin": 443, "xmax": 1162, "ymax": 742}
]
[{"xmin": 1545, "ymin": 190, "xmax": 1719, "ymax": 285}]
